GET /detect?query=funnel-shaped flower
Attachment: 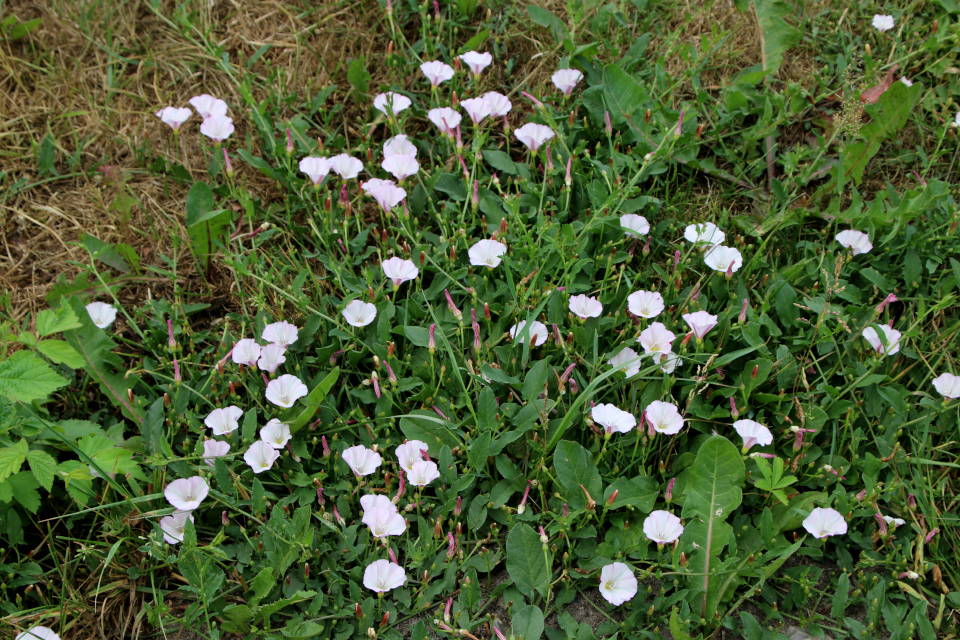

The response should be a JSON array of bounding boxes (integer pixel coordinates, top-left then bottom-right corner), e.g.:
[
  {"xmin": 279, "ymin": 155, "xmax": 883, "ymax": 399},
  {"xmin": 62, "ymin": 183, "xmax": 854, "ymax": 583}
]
[
  {"xmin": 159, "ymin": 511, "xmax": 195, "ymax": 544},
  {"xmin": 396, "ymin": 439, "xmax": 429, "ymax": 473},
  {"xmin": 408, "ymin": 460, "xmax": 440, "ymax": 486},
  {"xmin": 733, "ymin": 419, "xmax": 773, "ymax": 451},
  {"xmin": 373, "ymin": 92, "xmax": 412, "ymax": 116},
  {"xmin": 265, "ymin": 374, "xmax": 308, "ymax": 408},
  {"xmin": 257, "ymin": 343, "xmax": 287, "ymax": 374},
  {"xmin": 262, "ymin": 321, "xmax": 298, "ymax": 347},
  {"xmin": 244, "ymin": 440, "xmax": 280, "ymax": 473},
  {"xmin": 872, "ymin": 14, "xmax": 894, "ymax": 32},
  {"xmin": 200, "ymin": 114, "xmax": 234, "ymax": 142},
  {"xmin": 362, "ymin": 178, "xmax": 406, "ymax": 212},
  {"xmin": 802, "ymin": 507, "xmax": 847, "ymax": 539},
  {"xmin": 638, "ymin": 322, "xmax": 676, "ymax": 355},
  {"xmin": 381, "ymin": 154, "xmax": 419, "ymax": 181},
  {"xmin": 299, "ymin": 157, "xmax": 331, "ymax": 185},
  {"xmin": 704, "ymin": 245, "xmax": 743, "ymax": 274},
  {"xmin": 863, "ymin": 324, "xmax": 902, "ymax": 356},
  {"xmin": 362, "ymin": 506, "xmax": 407, "ymax": 537},
  {"xmin": 232, "ymin": 338, "xmax": 261, "ymax": 367},
  {"xmin": 428, "ymin": 107, "xmax": 462, "ymax": 136},
  {"xmin": 645, "ymin": 400, "xmax": 684, "ymax": 435},
  {"xmin": 202, "ymin": 440, "xmax": 230, "ymax": 467},
  {"xmin": 468, "ymin": 239, "xmax": 507, "ymax": 268},
  {"xmin": 620, "ymin": 214, "xmax": 649, "ymax": 238},
  {"xmin": 608, "ymin": 347, "xmax": 641, "ymax": 377},
  {"xmin": 459, "ymin": 51, "xmax": 492, "ymax": 76},
  {"xmin": 599, "ymin": 562, "xmax": 637, "ymax": 606},
  {"xmin": 514, "ymin": 123, "xmax": 555, "ymax": 152},
  {"xmin": 933, "ymin": 372, "xmax": 960, "ymax": 399},
  {"xmin": 627, "ymin": 290, "xmax": 664, "ymax": 319},
  {"xmin": 461, "ymin": 97, "xmax": 492, "ymax": 125},
  {"xmin": 343, "ymin": 445, "xmax": 382, "ymax": 476},
  {"xmin": 361, "ymin": 494, "xmax": 397, "ymax": 513},
  {"xmin": 329, "ymin": 154, "xmax": 364, "ymax": 180},
  {"xmin": 683, "ymin": 222, "xmax": 725, "ymax": 246},
  {"xmin": 568, "ymin": 294, "xmax": 603, "ymax": 319},
  {"xmin": 551, "ymin": 69, "xmax": 584, "ymax": 96},
  {"xmin": 420, "ymin": 60, "xmax": 455, "ymax": 87},
  {"xmin": 205, "ymin": 406, "xmax": 243, "ymax": 435},
  {"xmin": 836, "ymin": 230, "xmax": 872, "ymax": 255},
  {"xmin": 363, "ymin": 559, "xmax": 407, "ymax": 592},
  {"xmin": 164, "ymin": 476, "xmax": 209, "ymax": 511},
  {"xmin": 16, "ymin": 629, "xmax": 60, "ymax": 640},
  {"xmin": 510, "ymin": 320, "xmax": 548, "ymax": 346},
  {"xmin": 85, "ymin": 302, "xmax": 117, "ymax": 329},
  {"xmin": 592, "ymin": 404, "xmax": 637, "ymax": 435},
  {"xmin": 156, "ymin": 107, "xmax": 192, "ymax": 131},
  {"xmin": 643, "ymin": 510, "xmax": 684, "ymax": 544},
  {"xmin": 382, "ymin": 257, "xmax": 419, "ymax": 288},
  {"xmin": 260, "ymin": 419, "xmax": 291, "ymax": 449},
  {"xmin": 189, "ymin": 94, "xmax": 228, "ymax": 119},
  {"xmin": 682, "ymin": 311, "xmax": 718, "ymax": 341},
  {"xmin": 342, "ymin": 300, "xmax": 377, "ymax": 327},
  {"xmin": 656, "ymin": 351, "xmax": 682, "ymax": 374},
  {"xmin": 482, "ymin": 91, "xmax": 512, "ymax": 117},
  {"xmin": 383, "ymin": 134, "xmax": 417, "ymax": 158}
]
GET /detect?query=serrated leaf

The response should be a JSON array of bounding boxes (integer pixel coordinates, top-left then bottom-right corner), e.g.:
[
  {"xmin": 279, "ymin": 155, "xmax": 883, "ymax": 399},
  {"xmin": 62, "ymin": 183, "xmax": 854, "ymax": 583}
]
[
  {"xmin": 0, "ymin": 351, "xmax": 67, "ymax": 403},
  {"xmin": 27, "ymin": 450, "xmax": 57, "ymax": 491},
  {"xmin": 37, "ymin": 340, "xmax": 85, "ymax": 369},
  {"xmin": 506, "ymin": 523, "xmax": 550, "ymax": 598},
  {"xmin": 553, "ymin": 440, "xmax": 602, "ymax": 510},
  {"xmin": 36, "ymin": 305, "xmax": 82, "ymax": 336},
  {"xmin": 8, "ymin": 471, "xmax": 40, "ymax": 513},
  {"xmin": 0, "ymin": 439, "xmax": 28, "ymax": 483}
]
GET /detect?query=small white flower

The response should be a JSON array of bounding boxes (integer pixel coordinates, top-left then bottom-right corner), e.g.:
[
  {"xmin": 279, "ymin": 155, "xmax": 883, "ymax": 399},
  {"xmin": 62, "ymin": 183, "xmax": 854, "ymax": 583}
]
[
  {"xmin": 204, "ymin": 406, "xmax": 243, "ymax": 436},
  {"xmin": 882, "ymin": 515, "xmax": 906, "ymax": 528},
  {"xmin": 262, "ymin": 321, "xmax": 298, "ymax": 347},
  {"xmin": 644, "ymin": 400, "xmax": 684, "ymax": 435},
  {"xmin": 468, "ymin": 239, "xmax": 507, "ymax": 268},
  {"xmin": 620, "ymin": 214, "xmax": 649, "ymax": 238},
  {"xmin": 232, "ymin": 338, "xmax": 261, "ymax": 367},
  {"xmin": 159, "ymin": 511, "xmax": 195, "ymax": 544},
  {"xmin": 551, "ymin": 68, "xmax": 584, "ymax": 96},
  {"xmin": 383, "ymin": 134, "xmax": 417, "ymax": 158},
  {"xmin": 682, "ymin": 311, "xmax": 718, "ymax": 341},
  {"xmin": 461, "ymin": 97, "xmax": 492, "ymax": 125},
  {"xmin": 85, "ymin": 302, "xmax": 118, "ymax": 329},
  {"xmin": 509, "ymin": 320, "xmax": 549, "ymax": 347},
  {"xmin": 362, "ymin": 506, "xmax": 407, "ymax": 537},
  {"xmin": 202, "ymin": 440, "xmax": 230, "ymax": 467},
  {"xmin": 514, "ymin": 122, "xmax": 555, "ymax": 152},
  {"xmin": 257, "ymin": 343, "xmax": 287, "ymax": 374},
  {"xmin": 802, "ymin": 507, "xmax": 847, "ymax": 539},
  {"xmin": 299, "ymin": 157, "xmax": 331, "ymax": 185},
  {"xmin": 16, "ymin": 627, "xmax": 60, "ymax": 640},
  {"xmin": 265, "ymin": 374, "xmax": 308, "ymax": 408},
  {"xmin": 704, "ymin": 245, "xmax": 743, "ymax": 274},
  {"xmin": 189, "ymin": 94, "xmax": 228, "ymax": 119},
  {"xmin": 900, "ymin": 77, "xmax": 913, "ymax": 87},
  {"xmin": 932, "ymin": 372, "xmax": 960, "ymax": 399},
  {"xmin": 382, "ymin": 257, "xmax": 419, "ymax": 289},
  {"xmin": 342, "ymin": 445, "xmax": 382, "ymax": 477},
  {"xmin": 591, "ymin": 403, "xmax": 637, "ymax": 435},
  {"xmin": 733, "ymin": 419, "xmax": 773, "ymax": 451},
  {"xmin": 656, "ymin": 351, "xmax": 682, "ymax": 374},
  {"xmin": 396, "ymin": 440, "xmax": 429, "ymax": 473},
  {"xmin": 164, "ymin": 476, "xmax": 209, "ymax": 511},
  {"xmin": 329, "ymin": 154, "xmax": 364, "ymax": 180},
  {"xmin": 459, "ymin": 51, "xmax": 493, "ymax": 76},
  {"xmin": 643, "ymin": 510, "xmax": 684, "ymax": 544},
  {"xmin": 568, "ymin": 294, "xmax": 603, "ymax": 319},
  {"xmin": 599, "ymin": 562, "xmax": 638, "ymax": 606},
  {"xmin": 638, "ymin": 322, "xmax": 676, "ymax": 355},
  {"xmin": 260, "ymin": 419, "xmax": 291, "ymax": 449},
  {"xmin": 683, "ymin": 222, "xmax": 725, "ymax": 246},
  {"xmin": 363, "ymin": 559, "xmax": 407, "ymax": 592},
  {"xmin": 381, "ymin": 154, "xmax": 419, "ymax": 182},
  {"xmin": 342, "ymin": 300, "xmax": 378, "ymax": 327},
  {"xmin": 244, "ymin": 440, "xmax": 280, "ymax": 473},
  {"xmin": 408, "ymin": 460, "xmax": 441, "ymax": 486},
  {"xmin": 836, "ymin": 230, "xmax": 873, "ymax": 255},
  {"xmin": 862, "ymin": 324, "xmax": 902, "ymax": 356},
  {"xmin": 627, "ymin": 290, "xmax": 664, "ymax": 319},
  {"xmin": 360, "ymin": 494, "xmax": 398, "ymax": 513},
  {"xmin": 373, "ymin": 92, "xmax": 412, "ymax": 116},
  {"xmin": 420, "ymin": 60, "xmax": 455, "ymax": 87},
  {"xmin": 362, "ymin": 178, "xmax": 406, "ymax": 212},
  {"xmin": 156, "ymin": 107, "xmax": 192, "ymax": 131},
  {"xmin": 872, "ymin": 14, "xmax": 895, "ymax": 32},
  {"xmin": 199, "ymin": 114, "xmax": 234, "ymax": 142},
  {"xmin": 428, "ymin": 107, "xmax": 462, "ymax": 136},
  {"xmin": 608, "ymin": 347, "xmax": 641, "ymax": 377},
  {"xmin": 482, "ymin": 91, "xmax": 512, "ymax": 117}
]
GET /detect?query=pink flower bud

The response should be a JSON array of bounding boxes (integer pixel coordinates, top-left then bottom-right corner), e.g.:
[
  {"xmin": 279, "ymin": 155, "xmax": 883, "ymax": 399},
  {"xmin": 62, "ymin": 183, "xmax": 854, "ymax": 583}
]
[
  {"xmin": 926, "ymin": 528, "xmax": 939, "ymax": 543},
  {"xmin": 433, "ymin": 0, "xmax": 441, "ymax": 18},
  {"xmin": 665, "ymin": 478, "xmax": 675, "ymax": 502},
  {"xmin": 222, "ymin": 511, "xmax": 229, "ymax": 526},
  {"xmin": 681, "ymin": 332, "xmax": 692, "ymax": 347},
  {"xmin": 565, "ymin": 157, "xmax": 572, "ymax": 187},
  {"xmin": 432, "ymin": 406, "xmax": 447, "ymax": 421},
  {"xmin": 642, "ymin": 236, "xmax": 651, "ymax": 256},
  {"xmin": 518, "ymin": 483, "xmax": 531, "ymax": 514},
  {"xmin": 388, "ymin": 547, "xmax": 398, "ymax": 564},
  {"xmin": 691, "ymin": 282, "xmax": 700, "ymax": 301},
  {"xmin": 396, "ymin": 468, "xmax": 406, "ymax": 499},
  {"xmin": 569, "ymin": 378, "xmax": 579, "ymax": 394},
  {"xmin": 444, "ymin": 597, "xmax": 453, "ymax": 622},
  {"xmin": 552, "ymin": 323, "xmax": 563, "ymax": 347},
  {"xmin": 739, "ymin": 298, "xmax": 748, "ymax": 323},
  {"xmin": 876, "ymin": 293, "xmax": 898, "ymax": 313},
  {"xmin": 316, "ymin": 485, "xmax": 325, "ymax": 505},
  {"xmin": 539, "ymin": 526, "xmax": 549, "ymax": 544},
  {"xmin": 333, "ymin": 506, "xmax": 345, "ymax": 526},
  {"xmin": 447, "ymin": 532, "xmax": 457, "ymax": 558},
  {"xmin": 322, "ymin": 436, "xmax": 331, "ymax": 457},
  {"xmin": 167, "ymin": 319, "xmax": 176, "ymax": 350},
  {"xmin": 674, "ymin": 110, "xmax": 685, "ymax": 137},
  {"xmin": 562, "ymin": 503, "xmax": 569, "ymax": 518},
  {"xmin": 560, "ymin": 363, "xmax": 576, "ymax": 383},
  {"xmin": 493, "ymin": 625, "xmax": 508, "ymax": 640},
  {"xmin": 372, "ymin": 372, "xmax": 381, "ymax": 398},
  {"xmin": 472, "ymin": 180, "xmax": 479, "ymax": 208},
  {"xmin": 384, "ymin": 362, "xmax": 397, "ymax": 384},
  {"xmin": 455, "ymin": 125, "xmax": 463, "ymax": 151},
  {"xmin": 725, "ymin": 262, "xmax": 734, "ymax": 279},
  {"xmin": 730, "ymin": 397, "xmax": 739, "ymax": 418},
  {"xmin": 908, "ymin": 494, "xmax": 916, "ymax": 509},
  {"xmin": 673, "ymin": 250, "xmax": 681, "ymax": 269},
  {"xmin": 856, "ymin": 488, "xmax": 867, "ymax": 501},
  {"xmin": 444, "ymin": 289, "xmax": 462, "ymax": 322},
  {"xmin": 428, "ymin": 323, "xmax": 437, "ymax": 352},
  {"xmin": 604, "ymin": 111, "xmax": 612, "ymax": 136},
  {"xmin": 545, "ymin": 145, "xmax": 553, "ymax": 171},
  {"xmin": 173, "ymin": 357, "xmax": 181, "ymax": 384},
  {"xmin": 286, "ymin": 128, "xmax": 294, "ymax": 154},
  {"xmin": 223, "ymin": 148, "xmax": 233, "ymax": 175},
  {"xmin": 521, "ymin": 91, "xmax": 544, "ymax": 108},
  {"xmin": 454, "ymin": 496, "xmax": 462, "ymax": 516},
  {"xmin": 875, "ymin": 513, "xmax": 888, "ymax": 536}
]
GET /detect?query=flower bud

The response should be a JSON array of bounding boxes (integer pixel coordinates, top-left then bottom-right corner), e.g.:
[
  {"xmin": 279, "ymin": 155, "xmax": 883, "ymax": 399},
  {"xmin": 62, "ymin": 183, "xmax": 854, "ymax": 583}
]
[
  {"xmin": 454, "ymin": 496, "xmax": 462, "ymax": 516},
  {"xmin": 665, "ymin": 478, "xmax": 675, "ymax": 502},
  {"xmin": 223, "ymin": 148, "xmax": 233, "ymax": 176},
  {"xmin": 286, "ymin": 128, "xmax": 294, "ymax": 155},
  {"xmin": 738, "ymin": 298, "xmax": 748, "ymax": 323},
  {"xmin": 444, "ymin": 289, "xmax": 462, "ymax": 322},
  {"xmin": 539, "ymin": 526, "xmax": 549, "ymax": 545},
  {"xmin": 428, "ymin": 324, "xmax": 437, "ymax": 353},
  {"xmin": 605, "ymin": 490, "xmax": 618, "ymax": 507}
]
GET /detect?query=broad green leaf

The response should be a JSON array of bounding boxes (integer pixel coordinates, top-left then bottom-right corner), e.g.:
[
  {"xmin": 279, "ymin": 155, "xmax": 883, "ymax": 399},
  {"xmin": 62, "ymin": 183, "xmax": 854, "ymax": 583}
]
[
  {"xmin": 185, "ymin": 181, "xmax": 215, "ymax": 226},
  {"xmin": 478, "ymin": 386, "xmax": 497, "ymax": 431},
  {"xmin": 511, "ymin": 604, "xmax": 545, "ymax": 640},
  {"xmin": 37, "ymin": 339, "xmax": 85, "ymax": 369},
  {"xmin": 459, "ymin": 29, "xmax": 489, "ymax": 53},
  {"xmin": 669, "ymin": 607, "xmax": 696, "ymax": 640},
  {"xmin": 38, "ymin": 134, "xmax": 56, "ymax": 176},
  {"xmin": 26, "ymin": 449, "xmax": 57, "ymax": 491},
  {"xmin": 347, "ymin": 57, "xmax": 370, "ymax": 97},
  {"xmin": 741, "ymin": 0, "xmax": 802, "ymax": 79},
  {"xmin": 0, "ymin": 351, "xmax": 67, "ymax": 403},
  {"xmin": 526, "ymin": 5, "xmax": 568, "ymax": 42},
  {"xmin": 603, "ymin": 476, "xmax": 658, "ymax": 512},
  {"xmin": 506, "ymin": 523, "xmax": 550, "ymax": 598},
  {"xmin": 553, "ymin": 440, "xmax": 602, "ymax": 510},
  {"xmin": 8, "ymin": 470, "xmax": 41, "ymax": 512},
  {"xmin": 36, "ymin": 304, "xmax": 82, "ymax": 336},
  {"xmin": 522, "ymin": 359, "xmax": 550, "ymax": 403},
  {"xmin": 288, "ymin": 368, "xmax": 340, "ymax": 433},
  {"xmin": 0, "ymin": 439, "xmax": 29, "ymax": 483},
  {"xmin": 178, "ymin": 550, "xmax": 225, "ymax": 604},
  {"xmin": 482, "ymin": 149, "xmax": 519, "ymax": 175},
  {"xmin": 832, "ymin": 573, "xmax": 850, "ymax": 618},
  {"xmin": 602, "ymin": 64, "xmax": 648, "ymax": 124}
]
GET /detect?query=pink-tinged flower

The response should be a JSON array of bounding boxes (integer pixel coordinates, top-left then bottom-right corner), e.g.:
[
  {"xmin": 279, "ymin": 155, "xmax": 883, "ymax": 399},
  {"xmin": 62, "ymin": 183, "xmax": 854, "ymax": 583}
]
[
  {"xmin": 882, "ymin": 515, "xmax": 906, "ymax": 528},
  {"xmin": 899, "ymin": 571, "xmax": 920, "ymax": 580},
  {"xmin": 408, "ymin": 460, "xmax": 441, "ymax": 486},
  {"xmin": 383, "ymin": 134, "xmax": 417, "ymax": 158},
  {"xmin": 373, "ymin": 92, "xmax": 412, "ymax": 116},
  {"xmin": 329, "ymin": 154, "xmax": 364, "ymax": 180},
  {"xmin": 342, "ymin": 445, "xmax": 383, "ymax": 477},
  {"xmin": 733, "ymin": 419, "xmax": 773, "ymax": 451},
  {"xmin": 482, "ymin": 91, "xmax": 512, "ymax": 117},
  {"xmin": 265, "ymin": 374, "xmax": 308, "ymax": 408},
  {"xmin": 362, "ymin": 506, "xmax": 407, "ymax": 538},
  {"xmin": 568, "ymin": 294, "xmax": 603, "ymax": 319},
  {"xmin": 381, "ymin": 154, "xmax": 419, "ymax": 182},
  {"xmin": 232, "ymin": 338, "xmax": 261, "ymax": 367},
  {"xmin": 730, "ymin": 397, "xmax": 740, "ymax": 418},
  {"xmin": 204, "ymin": 406, "xmax": 243, "ymax": 435},
  {"xmin": 933, "ymin": 372, "xmax": 960, "ymax": 399},
  {"xmin": 656, "ymin": 351, "xmax": 682, "ymax": 374},
  {"xmin": 159, "ymin": 511, "xmax": 195, "ymax": 544},
  {"xmin": 900, "ymin": 77, "xmax": 913, "ymax": 87},
  {"xmin": 608, "ymin": 347, "xmax": 642, "ymax": 377},
  {"xmin": 363, "ymin": 559, "xmax": 407, "ymax": 592},
  {"xmin": 599, "ymin": 562, "xmax": 638, "ymax": 606},
  {"xmin": 15, "ymin": 628, "xmax": 59, "ymax": 640},
  {"xmin": 872, "ymin": 14, "xmax": 894, "ymax": 32},
  {"xmin": 164, "ymin": 476, "xmax": 209, "ymax": 511},
  {"xmin": 802, "ymin": 507, "xmax": 847, "ymax": 539},
  {"xmin": 260, "ymin": 419, "xmax": 291, "ymax": 449},
  {"xmin": 428, "ymin": 107, "xmax": 462, "ymax": 136},
  {"xmin": 638, "ymin": 322, "xmax": 676, "ymax": 356},
  {"xmin": 381, "ymin": 257, "xmax": 419, "ymax": 289},
  {"xmin": 85, "ymin": 302, "xmax": 117, "ymax": 329},
  {"xmin": 244, "ymin": 440, "xmax": 280, "ymax": 473},
  {"xmin": 262, "ymin": 321, "xmax": 299, "ymax": 347},
  {"xmin": 627, "ymin": 290, "xmax": 665, "ymax": 319},
  {"xmin": 189, "ymin": 94, "xmax": 228, "ymax": 119},
  {"xmin": 459, "ymin": 51, "xmax": 493, "ymax": 76},
  {"xmin": 362, "ymin": 178, "xmax": 406, "ymax": 212},
  {"xmin": 665, "ymin": 478, "xmax": 675, "ymax": 502},
  {"xmin": 551, "ymin": 68, "xmax": 584, "ymax": 96},
  {"xmin": 682, "ymin": 311, "xmax": 718, "ymax": 341},
  {"xmin": 156, "ymin": 106, "xmax": 192, "ymax": 131},
  {"xmin": 738, "ymin": 298, "xmax": 749, "ymax": 323},
  {"xmin": 591, "ymin": 404, "xmax": 637, "ymax": 435},
  {"xmin": 257, "ymin": 343, "xmax": 287, "ymax": 374},
  {"xmin": 876, "ymin": 514, "xmax": 888, "ymax": 537},
  {"xmin": 683, "ymin": 222, "xmax": 725, "ymax": 246},
  {"xmin": 468, "ymin": 239, "xmax": 507, "ymax": 268},
  {"xmin": 202, "ymin": 440, "xmax": 230, "ymax": 467},
  {"xmin": 420, "ymin": 60, "xmax": 455, "ymax": 87},
  {"xmin": 926, "ymin": 528, "xmax": 939, "ymax": 543},
  {"xmin": 862, "ymin": 324, "xmax": 902, "ymax": 356},
  {"xmin": 836, "ymin": 230, "xmax": 872, "ymax": 255},
  {"xmin": 704, "ymin": 245, "xmax": 743, "ymax": 274},
  {"xmin": 514, "ymin": 122, "xmax": 555, "ymax": 152},
  {"xmin": 360, "ymin": 494, "xmax": 398, "ymax": 513},
  {"xmin": 620, "ymin": 214, "xmax": 649, "ymax": 238},
  {"xmin": 643, "ymin": 510, "xmax": 684, "ymax": 544},
  {"xmin": 460, "ymin": 97, "xmax": 492, "ymax": 125},
  {"xmin": 299, "ymin": 157, "xmax": 331, "ymax": 185},
  {"xmin": 199, "ymin": 114, "xmax": 234, "ymax": 142},
  {"xmin": 509, "ymin": 320, "xmax": 549, "ymax": 347},
  {"xmin": 396, "ymin": 440, "xmax": 429, "ymax": 473},
  {"xmin": 645, "ymin": 401, "xmax": 684, "ymax": 435},
  {"xmin": 342, "ymin": 300, "xmax": 377, "ymax": 327},
  {"xmin": 875, "ymin": 293, "xmax": 898, "ymax": 313}
]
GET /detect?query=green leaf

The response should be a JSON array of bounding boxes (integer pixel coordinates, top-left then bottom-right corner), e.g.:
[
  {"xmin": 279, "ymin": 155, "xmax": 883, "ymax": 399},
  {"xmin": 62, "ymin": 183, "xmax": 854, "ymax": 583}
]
[
  {"xmin": 478, "ymin": 387, "xmax": 497, "ymax": 431},
  {"xmin": 38, "ymin": 134, "xmax": 56, "ymax": 176},
  {"xmin": 3, "ymin": 16, "xmax": 42, "ymax": 40},
  {"xmin": 669, "ymin": 607, "xmax": 696, "ymax": 640},
  {"xmin": 178, "ymin": 550, "xmax": 225, "ymax": 604},
  {"xmin": 602, "ymin": 64, "xmax": 648, "ymax": 124},
  {"xmin": 347, "ymin": 57, "xmax": 370, "ymax": 97},
  {"xmin": 603, "ymin": 476, "xmax": 658, "ymax": 512},
  {"xmin": 0, "ymin": 439, "xmax": 29, "ymax": 483},
  {"xmin": 185, "ymin": 181, "xmax": 215, "ymax": 226},
  {"xmin": 185, "ymin": 182, "xmax": 230, "ymax": 262},
  {"xmin": 8, "ymin": 471, "xmax": 40, "ymax": 513},
  {"xmin": 522, "ymin": 359, "xmax": 550, "ymax": 403},
  {"xmin": 36, "ymin": 340, "xmax": 85, "ymax": 369},
  {"xmin": 748, "ymin": 0, "xmax": 801, "ymax": 77},
  {"xmin": 482, "ymin": 149, "xmax": 519, "ymax": 175},
  {"xmin": 26, "ymin": 450, "xmax": 57, "ymax": 492},
  {"xmin": 84, "ymin": 234, "xmax": 131, "ymax": 273},
  {"xmin": 511, "ymin": 604, "xmax": 545, "ymax": 640},
  {"xmin": 36, "ymin": 304, "xmax": 82, "ymax": 336},
  {"xmin": 506, "ymin": 523, "xmax": 550, "ymax": 598},
  {"xmin": 836, "ymin": 82, "xmax": 911, "ymax": 187},
  {"xmin": 288, "ymin": 368, "xmax": 340, "ymax": 434},
  {"xmin": 832, "ymin": 573, "xmax": 850, "ymax": 618},
  {"xmin": 434, "ymin": 173, "xmax": 467, "ymax": 201},
  {"xmin": 0, "ymin": 350, "xmax": 68, "ymax": 403},
  {"xmin": 526, "ymin": 5, "xmax": 568, "ymax": 42},
  {"xmin": 459, "ymin": 29, "xmax": 489, "ymax": 53},
  {"xmin": 553, "ymin": 440, "xmax": 602, "ymax": 510}
]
